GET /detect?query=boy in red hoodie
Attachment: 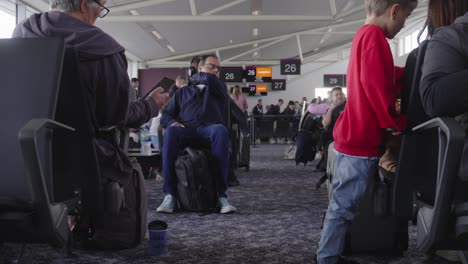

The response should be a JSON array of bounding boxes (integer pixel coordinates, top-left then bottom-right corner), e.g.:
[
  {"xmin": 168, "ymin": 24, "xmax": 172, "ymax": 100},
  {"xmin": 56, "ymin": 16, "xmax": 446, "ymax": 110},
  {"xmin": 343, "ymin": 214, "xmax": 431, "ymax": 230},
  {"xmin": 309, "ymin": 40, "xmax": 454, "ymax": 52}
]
[{"xmin": 316, "ymin": 1, "xmax": 417, "ymax": 263}]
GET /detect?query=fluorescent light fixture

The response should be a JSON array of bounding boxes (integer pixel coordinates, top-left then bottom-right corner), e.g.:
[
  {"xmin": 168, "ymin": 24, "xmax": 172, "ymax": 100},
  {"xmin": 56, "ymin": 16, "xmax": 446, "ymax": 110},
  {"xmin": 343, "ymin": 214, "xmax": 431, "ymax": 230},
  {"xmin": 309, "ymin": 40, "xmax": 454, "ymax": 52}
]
[
  {"xmin": 167, "ymin": 45, "xmax": 176, "ymax": 53},
  {"xmin": 320, "ymin": 33, "xmax": 331, "ymax": 44},
  {"xmin": 129, "ymin": 10, "xmax": 140, "ymax": 16},
  {"xmin": 252, "ymin": 28, "xmax": 259, "ymax": 36},
  {"xmin": 151, "ymin": 30, "xmax": 163, "ymax": 39}
]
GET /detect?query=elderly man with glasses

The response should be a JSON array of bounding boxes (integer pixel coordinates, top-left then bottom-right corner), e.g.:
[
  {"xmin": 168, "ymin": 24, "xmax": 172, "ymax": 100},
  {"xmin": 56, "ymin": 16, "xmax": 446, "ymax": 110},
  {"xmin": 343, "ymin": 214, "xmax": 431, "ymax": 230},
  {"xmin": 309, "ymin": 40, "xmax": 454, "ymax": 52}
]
[
  {"xmin": 11, "ymin": 0, "xmax": 169, "ymax": 246},
  {"xmin": 157, "ymin": 54, "xmax": 237, "ymax": 214}
]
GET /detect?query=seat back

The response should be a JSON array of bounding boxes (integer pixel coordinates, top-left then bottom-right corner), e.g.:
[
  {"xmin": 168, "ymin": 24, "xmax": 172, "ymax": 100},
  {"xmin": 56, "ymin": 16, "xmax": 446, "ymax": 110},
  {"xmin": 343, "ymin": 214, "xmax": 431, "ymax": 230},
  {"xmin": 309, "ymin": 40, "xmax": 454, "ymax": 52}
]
[
  {"xmin": 393, "ymin": 40, "xmax": 438, "ymax": 219},
  {"xmin": 0, "ymin": 38, "xmax": 73, "ymax": 246},
  {"xmin": 52, "ymin": 48, "xmax": 101, "ymax": 215},
  {"xmin": 405, "ymin": 40, "xmax": 431, "ymax": 129},
  {"xmin": 275, "ymin": 116, "xmax": 293, "ymax": 139},
  {"xmin": 0, "ymin": 38, "xmax": 63, "ymax": 202},
  {"xmin": 256, "ymin": 115, "xmax": 275, "ymax": 138}
]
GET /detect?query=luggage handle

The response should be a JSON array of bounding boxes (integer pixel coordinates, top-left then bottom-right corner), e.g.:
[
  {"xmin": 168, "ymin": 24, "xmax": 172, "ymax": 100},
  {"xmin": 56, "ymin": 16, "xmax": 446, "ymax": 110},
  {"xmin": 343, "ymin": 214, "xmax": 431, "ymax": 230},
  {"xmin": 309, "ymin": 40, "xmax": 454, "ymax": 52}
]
[{"xmin": 184, "ymin": 147, "xmax": 197, "ymax": 158}]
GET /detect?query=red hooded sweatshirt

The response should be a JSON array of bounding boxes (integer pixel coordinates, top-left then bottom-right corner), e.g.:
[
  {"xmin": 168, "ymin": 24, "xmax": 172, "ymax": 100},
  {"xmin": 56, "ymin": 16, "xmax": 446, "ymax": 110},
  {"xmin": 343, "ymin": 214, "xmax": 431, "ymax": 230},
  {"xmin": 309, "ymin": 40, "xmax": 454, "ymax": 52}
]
[{"xmin": 333, "ymin": 24, "xmax": 404, "ymax": 157}]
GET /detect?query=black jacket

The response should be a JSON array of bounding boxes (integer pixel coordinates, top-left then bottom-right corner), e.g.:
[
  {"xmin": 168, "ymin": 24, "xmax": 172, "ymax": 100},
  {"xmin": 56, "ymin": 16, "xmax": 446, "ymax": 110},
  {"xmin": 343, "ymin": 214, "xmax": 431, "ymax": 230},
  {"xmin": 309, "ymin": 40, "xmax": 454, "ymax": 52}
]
[
  {"xmin": 420, "ymin": 13, "xmax": 468, "ymax": 177},
  {"xmin": 420, "ymin": 14, "xmax": 468, "ymax": 118}
]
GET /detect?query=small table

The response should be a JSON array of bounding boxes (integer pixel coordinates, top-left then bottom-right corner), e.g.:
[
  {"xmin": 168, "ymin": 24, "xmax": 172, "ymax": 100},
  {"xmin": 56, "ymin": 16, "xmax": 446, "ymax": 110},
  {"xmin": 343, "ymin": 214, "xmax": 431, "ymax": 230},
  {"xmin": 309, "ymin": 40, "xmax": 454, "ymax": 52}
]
[{"xmin": 128, "ymin": 148, "xmax": 161, "ymax": 178}]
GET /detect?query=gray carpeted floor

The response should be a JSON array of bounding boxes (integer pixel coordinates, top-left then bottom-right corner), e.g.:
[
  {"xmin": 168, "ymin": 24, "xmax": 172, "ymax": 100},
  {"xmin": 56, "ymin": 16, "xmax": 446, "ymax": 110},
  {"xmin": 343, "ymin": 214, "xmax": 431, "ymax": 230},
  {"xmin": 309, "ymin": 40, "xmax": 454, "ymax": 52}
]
[{"xmin": 0, "ymin": 144, "xmax": 458, "ymax": 263}]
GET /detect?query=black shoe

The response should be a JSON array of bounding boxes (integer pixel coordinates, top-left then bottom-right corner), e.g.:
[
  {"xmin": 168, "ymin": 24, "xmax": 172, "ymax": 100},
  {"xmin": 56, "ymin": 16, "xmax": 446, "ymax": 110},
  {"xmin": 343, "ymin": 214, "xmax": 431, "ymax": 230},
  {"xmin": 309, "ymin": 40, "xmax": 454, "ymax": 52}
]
[{"xmin": 315, "ymin": 175, "xmax": 327, "ymax": 189}]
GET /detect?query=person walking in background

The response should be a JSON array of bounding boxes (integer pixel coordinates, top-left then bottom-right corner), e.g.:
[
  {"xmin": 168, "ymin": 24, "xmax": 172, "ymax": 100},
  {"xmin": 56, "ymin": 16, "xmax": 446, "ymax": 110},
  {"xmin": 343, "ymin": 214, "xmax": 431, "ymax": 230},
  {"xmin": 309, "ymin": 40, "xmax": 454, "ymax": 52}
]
[
  {"xmin": 131, "ymin": 77, "xmax": 139, "ymax": 100},
  {"xmin": 230, "ymin": 85, "xmax": 248, "ymax": 113}
]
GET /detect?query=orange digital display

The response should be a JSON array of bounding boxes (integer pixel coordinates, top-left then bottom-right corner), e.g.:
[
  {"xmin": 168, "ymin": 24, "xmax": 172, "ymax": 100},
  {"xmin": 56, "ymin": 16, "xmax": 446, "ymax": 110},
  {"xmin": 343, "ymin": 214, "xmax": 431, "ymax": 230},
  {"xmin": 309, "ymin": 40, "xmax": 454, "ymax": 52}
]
[
  {"xmin": 256, "ymin": 67, "xmax": 272, "ymax": 77},
  {"xmin": 255, "ymin": 84, "xmax": 267, "ymax": 93}
]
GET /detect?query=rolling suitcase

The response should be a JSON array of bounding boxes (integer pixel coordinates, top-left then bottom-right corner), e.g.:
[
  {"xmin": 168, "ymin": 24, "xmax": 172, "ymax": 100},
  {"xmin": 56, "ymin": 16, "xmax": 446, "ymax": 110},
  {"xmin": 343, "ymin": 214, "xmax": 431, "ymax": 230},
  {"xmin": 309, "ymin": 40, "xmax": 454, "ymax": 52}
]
[{"xmin": 343, "ymin": 172, "xmax": 408, "ymax": 255}]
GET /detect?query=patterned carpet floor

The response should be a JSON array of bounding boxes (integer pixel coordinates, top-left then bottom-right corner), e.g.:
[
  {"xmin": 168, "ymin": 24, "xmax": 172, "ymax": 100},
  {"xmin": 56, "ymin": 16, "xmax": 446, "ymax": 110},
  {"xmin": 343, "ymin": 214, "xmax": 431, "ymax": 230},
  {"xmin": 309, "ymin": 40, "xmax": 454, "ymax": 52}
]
[{"xmin": 1, "ymin": 144, "xmax": 459, "ymax": 263}]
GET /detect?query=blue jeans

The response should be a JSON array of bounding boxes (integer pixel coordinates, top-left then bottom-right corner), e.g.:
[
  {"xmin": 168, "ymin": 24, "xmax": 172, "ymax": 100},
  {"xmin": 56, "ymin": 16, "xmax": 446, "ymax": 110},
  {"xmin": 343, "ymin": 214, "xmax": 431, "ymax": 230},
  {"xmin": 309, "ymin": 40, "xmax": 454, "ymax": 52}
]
[
  {"xmin": 162, "ymin": 124, "xmax": 230, "ymax": 197},
  {"xmin": 317, "ymin": 150, "xmax": 378, "ymax": 264}
]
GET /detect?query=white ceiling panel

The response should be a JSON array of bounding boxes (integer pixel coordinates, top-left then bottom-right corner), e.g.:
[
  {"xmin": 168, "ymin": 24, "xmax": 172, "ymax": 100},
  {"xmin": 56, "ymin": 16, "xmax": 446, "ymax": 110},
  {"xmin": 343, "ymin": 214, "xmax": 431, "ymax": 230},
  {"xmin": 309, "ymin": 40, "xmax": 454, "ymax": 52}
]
[{"xmin": 18, "ymin": 0, "xmax": 428, "ymax": 67}]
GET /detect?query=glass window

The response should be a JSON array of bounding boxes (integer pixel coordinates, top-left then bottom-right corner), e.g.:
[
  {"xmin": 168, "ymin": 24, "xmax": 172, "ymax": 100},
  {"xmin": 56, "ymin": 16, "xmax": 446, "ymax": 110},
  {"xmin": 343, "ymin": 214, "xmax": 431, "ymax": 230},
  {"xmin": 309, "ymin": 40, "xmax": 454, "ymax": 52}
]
[
  {"xmin": 404, "ymin": 35, "xmax": 412, "ymax": 54},
  {"xmin": 411, "ymin": 31, "xmax": 419, "ymax": 50},
  {"xmin": 0, "ymin": 8, "xmax": 15, "ymax": 39},
  {"xmin": 398, "ymin": 38, "xmax": 405, "ymax": 57}
]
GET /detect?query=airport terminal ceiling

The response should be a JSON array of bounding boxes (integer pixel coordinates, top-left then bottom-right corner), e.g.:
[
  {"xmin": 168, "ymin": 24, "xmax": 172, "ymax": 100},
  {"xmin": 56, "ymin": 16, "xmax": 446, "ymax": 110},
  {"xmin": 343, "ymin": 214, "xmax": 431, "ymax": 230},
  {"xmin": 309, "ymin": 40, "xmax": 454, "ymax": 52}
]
[{"xmin": 19, "ymin": 0, "xmax": 428, "ymax": 67}]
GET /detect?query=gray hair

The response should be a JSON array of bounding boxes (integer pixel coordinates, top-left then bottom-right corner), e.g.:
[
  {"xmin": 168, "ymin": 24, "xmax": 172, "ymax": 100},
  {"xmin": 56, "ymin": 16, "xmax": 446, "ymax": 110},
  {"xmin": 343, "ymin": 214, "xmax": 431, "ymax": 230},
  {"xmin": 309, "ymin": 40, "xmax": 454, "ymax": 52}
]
[
  {"xmin": 175, "ymin": 75, "xmax": 186, "ymax": 83},
  {"xmin": 50, "ymin": 0, "xmax": 98, "ymax": 12},
  {"xmin": 365, "ymin": 0, "xmax": 417, "ymax": 16}
]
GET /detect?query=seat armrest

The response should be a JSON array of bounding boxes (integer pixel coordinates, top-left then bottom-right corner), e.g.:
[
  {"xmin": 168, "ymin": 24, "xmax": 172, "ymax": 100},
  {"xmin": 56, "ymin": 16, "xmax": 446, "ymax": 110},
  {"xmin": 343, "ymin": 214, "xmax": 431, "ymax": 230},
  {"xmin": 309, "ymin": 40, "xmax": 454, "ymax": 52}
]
[
  {"xmin": 412, "ymin": 117, "xmax": 465, "ymax": 251},
  {"xmin": 18, "ymin": 118, "xmax": 76, "ymax": 246}
]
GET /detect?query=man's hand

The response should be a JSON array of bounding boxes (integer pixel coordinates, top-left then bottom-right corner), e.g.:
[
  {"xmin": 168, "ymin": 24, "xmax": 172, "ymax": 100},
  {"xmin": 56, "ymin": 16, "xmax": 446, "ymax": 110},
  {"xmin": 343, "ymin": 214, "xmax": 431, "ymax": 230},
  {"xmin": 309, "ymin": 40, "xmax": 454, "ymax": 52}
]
[
  {"xmin": 170, "ymin": 122, "xmax": 185, "ymax": 128},
  {"xmin": 148, "ymin": 87, "xmax": 169, "ymax": 109}
]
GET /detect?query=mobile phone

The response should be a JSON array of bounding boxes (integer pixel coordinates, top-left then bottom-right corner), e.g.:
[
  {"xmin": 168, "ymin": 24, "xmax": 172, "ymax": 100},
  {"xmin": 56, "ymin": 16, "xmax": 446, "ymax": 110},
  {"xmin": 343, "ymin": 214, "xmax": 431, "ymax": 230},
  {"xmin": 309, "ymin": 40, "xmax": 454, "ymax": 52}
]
[{"xmin": 143, "ymin": 77, "xmax": 175, "ymax": 99}]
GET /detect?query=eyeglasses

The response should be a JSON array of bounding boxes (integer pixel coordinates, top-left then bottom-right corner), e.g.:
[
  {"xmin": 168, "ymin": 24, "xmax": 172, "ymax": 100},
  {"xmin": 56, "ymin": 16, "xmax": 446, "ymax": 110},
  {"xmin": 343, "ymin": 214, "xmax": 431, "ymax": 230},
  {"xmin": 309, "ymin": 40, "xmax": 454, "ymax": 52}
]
[
  {"xmin": 203, "ymin": 63, "xmax": 222, "ymax": 71},
  {"xmin": 92, "ymin": 0, "xmax": 110, "ymax": 18}
]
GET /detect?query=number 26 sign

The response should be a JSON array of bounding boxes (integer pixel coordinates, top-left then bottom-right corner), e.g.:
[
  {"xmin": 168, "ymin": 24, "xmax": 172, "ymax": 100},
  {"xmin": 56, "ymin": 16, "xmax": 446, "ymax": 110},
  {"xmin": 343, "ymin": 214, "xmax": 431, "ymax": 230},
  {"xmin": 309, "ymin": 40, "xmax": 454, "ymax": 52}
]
[{"xmin": 280, "ymin": 59, "xmax": 301, "ymax": 75}]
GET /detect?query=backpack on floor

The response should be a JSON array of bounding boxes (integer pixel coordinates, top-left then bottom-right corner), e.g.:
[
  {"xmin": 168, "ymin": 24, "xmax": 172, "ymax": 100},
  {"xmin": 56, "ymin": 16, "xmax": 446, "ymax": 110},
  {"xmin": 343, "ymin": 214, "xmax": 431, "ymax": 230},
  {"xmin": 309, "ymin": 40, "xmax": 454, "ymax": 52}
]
[
  {"xmin": 78, "ymin": 157, "xmax": 148, "ymax": 249},
  {"xmin": 175, "ymin": 147, "xmax": 218, "ymax": 212}
]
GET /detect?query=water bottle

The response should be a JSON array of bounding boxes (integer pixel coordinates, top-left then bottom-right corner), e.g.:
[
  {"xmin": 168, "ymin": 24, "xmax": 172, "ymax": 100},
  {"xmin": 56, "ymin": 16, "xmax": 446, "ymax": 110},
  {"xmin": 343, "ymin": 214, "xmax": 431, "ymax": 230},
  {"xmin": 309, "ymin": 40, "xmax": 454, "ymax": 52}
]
[
  {"xmin": 150, "ymin": 135, "xmax": 159, "ymax": 151},
  {"xmin": 140, "ymin": 125, "xmax": 152, "ymax": 155}
]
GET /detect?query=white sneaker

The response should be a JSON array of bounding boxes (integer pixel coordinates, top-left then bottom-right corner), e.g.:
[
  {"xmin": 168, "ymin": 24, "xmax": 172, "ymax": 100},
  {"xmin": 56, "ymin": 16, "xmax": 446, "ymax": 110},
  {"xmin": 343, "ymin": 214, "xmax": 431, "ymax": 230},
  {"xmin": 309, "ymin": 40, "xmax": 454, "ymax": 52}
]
[
  {"xmin": 157, "ymin": 194, "xmax": 176, "ymax": 213},
  {"xmin": 218, "ymin": 197, "xmax": 237, "ymax": 214}
]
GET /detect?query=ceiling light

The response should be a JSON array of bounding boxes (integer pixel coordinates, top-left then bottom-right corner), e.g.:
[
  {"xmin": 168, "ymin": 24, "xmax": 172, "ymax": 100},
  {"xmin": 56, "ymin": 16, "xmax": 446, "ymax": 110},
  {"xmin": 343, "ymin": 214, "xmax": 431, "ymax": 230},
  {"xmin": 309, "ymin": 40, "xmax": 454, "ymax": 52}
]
[
  {"xmin": 229, "ymin": 40, "xmax": 233, "ymax": 43},
  {"xmin": 313, "ymin": 48, "xmax": 320, "ymax": 52},
  {"xmin": 167, "ymin": 45, "xmax": 176, "ymax": 53},
  {"xmin": 253, "ymin": 43, "xmax": 258, "ymax": 48},
  {"xmin": 129, "ymin": 10, "xmax": 140, "ymax": 16},
  {"xmin": 151, "ymin": 30, "xmax": 163, "ymax": 40},
  {"xmin": 252, "ymin": 28, "xmax": 259, "ymax": 36},
  {"xmin": 252, "ymin": 10, "xmax": 259, "ymax": 16},
  {"xmin": 320, "ymin": 33, "xmax": 331, "ymax": 44}
]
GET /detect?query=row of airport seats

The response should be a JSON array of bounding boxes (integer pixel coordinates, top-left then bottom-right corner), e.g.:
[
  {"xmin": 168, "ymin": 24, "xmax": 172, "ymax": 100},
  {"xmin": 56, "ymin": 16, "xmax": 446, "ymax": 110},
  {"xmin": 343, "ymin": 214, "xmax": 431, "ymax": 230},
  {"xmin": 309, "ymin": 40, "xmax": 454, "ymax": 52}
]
[{"xmin": 252, "ymin": 115, "xmax": 299, "ymax": 141}]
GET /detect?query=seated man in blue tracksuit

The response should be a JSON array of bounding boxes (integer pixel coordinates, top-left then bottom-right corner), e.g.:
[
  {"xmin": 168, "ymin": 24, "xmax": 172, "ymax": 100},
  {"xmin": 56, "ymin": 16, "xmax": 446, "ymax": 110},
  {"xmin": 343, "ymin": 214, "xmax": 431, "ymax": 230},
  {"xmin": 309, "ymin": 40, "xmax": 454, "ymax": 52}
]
[{"xmin": 157, "ymin": 54, "xmax": 236, "ymax": 214}]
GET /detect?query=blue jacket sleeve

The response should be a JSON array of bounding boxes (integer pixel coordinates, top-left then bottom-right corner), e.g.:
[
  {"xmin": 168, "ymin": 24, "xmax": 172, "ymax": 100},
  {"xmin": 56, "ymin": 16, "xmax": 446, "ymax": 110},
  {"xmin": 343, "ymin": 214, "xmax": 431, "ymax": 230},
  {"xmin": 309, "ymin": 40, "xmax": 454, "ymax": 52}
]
[{"xmin": 160, "ymin": 92, "xmax": 179, "ymax": 128}]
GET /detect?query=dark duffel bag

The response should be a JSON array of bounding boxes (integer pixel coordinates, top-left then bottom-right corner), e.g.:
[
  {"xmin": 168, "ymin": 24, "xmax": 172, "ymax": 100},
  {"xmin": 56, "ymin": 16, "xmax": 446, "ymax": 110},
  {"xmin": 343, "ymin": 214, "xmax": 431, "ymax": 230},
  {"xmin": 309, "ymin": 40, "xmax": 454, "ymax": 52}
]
[
  {"xmin": 78, "ymin": 157, "xmax": 148, "ymax": 249},
  {"xmin": 175, "ymin": 147, "xmax": 217, "ymax": 212}
]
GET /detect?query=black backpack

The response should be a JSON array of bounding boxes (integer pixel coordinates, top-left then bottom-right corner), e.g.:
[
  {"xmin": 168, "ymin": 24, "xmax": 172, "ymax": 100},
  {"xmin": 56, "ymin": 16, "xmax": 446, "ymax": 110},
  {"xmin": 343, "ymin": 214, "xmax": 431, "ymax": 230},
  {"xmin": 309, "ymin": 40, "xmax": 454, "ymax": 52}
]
[{"xmin": 175, "ymin": 147, "xmax": 218, "ymax": 212}]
